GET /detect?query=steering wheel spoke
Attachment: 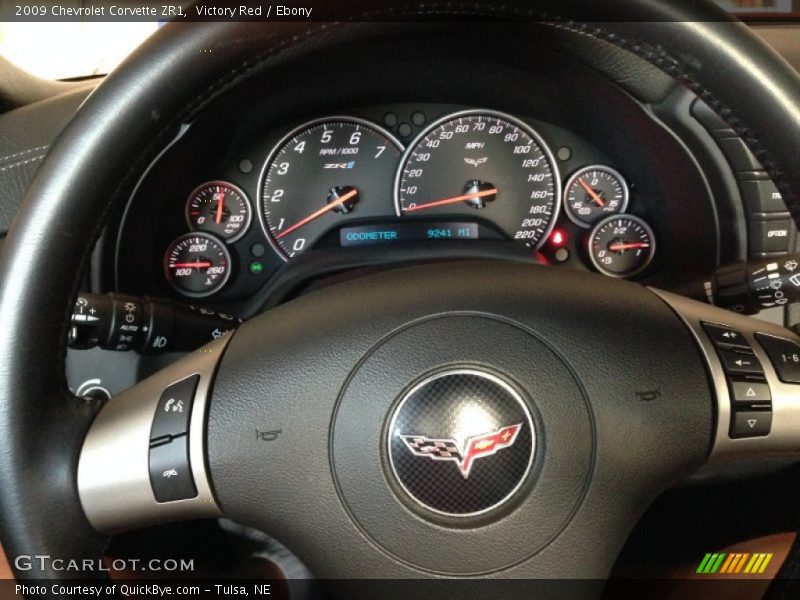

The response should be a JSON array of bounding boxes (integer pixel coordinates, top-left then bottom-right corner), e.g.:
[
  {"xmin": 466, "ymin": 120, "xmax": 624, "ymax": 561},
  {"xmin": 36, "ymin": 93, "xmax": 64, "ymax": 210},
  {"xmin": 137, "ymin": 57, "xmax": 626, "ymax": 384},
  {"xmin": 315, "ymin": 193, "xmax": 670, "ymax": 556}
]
[
  {"xmin": 77, "ymin": 336, "xmax": 229, "ymax": 533},
  {"xmin": 653, "ymin": 289, "xmax": 800, "ymax": 461}
]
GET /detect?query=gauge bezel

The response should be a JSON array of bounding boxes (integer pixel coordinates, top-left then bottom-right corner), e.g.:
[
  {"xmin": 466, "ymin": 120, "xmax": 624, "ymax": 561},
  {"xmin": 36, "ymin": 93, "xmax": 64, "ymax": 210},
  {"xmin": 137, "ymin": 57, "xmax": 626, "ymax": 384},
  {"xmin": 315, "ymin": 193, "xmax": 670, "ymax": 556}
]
[
  {"xmin": 587, "ymin": 214, "xmax": 656, "ymax": 279},
  {"xmin": 185, "ymin": 180, "xmax": 253, "ymax": 243},
  {"xmin": 393, "ymin": 108, "xmax": 562, "ymax": 252},
  {"xmin": 163, "ymin": 231, "xmax": 233, "ymax": 298},
  {"xmin": 563, "ymin": 165, "xmax": 630, "ymax": 229},
  {"xmin": 257, "ymin": 116, "xmax": 404, "ymax": 262}
]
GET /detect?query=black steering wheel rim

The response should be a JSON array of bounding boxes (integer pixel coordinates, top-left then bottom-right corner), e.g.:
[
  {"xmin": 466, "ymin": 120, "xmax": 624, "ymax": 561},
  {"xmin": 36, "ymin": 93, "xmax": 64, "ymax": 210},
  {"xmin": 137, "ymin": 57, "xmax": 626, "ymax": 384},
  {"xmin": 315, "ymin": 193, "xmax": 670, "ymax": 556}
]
[{"xmin": 2, "ymin": 0, "xmax": 800, "ymax": 584}]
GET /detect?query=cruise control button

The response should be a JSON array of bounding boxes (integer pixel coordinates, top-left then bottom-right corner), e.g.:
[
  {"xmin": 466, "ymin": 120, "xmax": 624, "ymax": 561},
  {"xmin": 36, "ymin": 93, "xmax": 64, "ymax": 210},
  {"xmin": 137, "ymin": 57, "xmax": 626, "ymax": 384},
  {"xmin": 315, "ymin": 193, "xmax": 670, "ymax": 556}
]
[
  {"xmin": 150, "ymin": 375, "xmax": 198, "ymax": 441},
  {"xmin": 718, "ymin": 349, "xmax": 764, "ymax": 376},
  {"xmin": 701, "ymin": 322, "xmax": 751, "ymax": 350},
  {"xmin": 756, "ymin": 333, "xmax": 800, "ymax": 384},
  {"xmin": 149, "ymin": 435, "xmax": 197, "ymax": 502},
  {"xmin": 730, "ymin": 410, "xmax": 772, "ymax": 438},
  {"xmin": 729, "ymin": 380, "xmax": 771, "ymax": 404}
]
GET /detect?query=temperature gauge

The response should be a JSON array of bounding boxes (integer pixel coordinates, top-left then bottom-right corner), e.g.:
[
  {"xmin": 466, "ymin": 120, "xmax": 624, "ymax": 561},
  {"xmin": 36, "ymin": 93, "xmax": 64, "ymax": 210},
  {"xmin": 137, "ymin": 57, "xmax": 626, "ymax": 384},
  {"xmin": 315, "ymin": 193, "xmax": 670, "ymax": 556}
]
[
  {"xmin": 564, "ymin": 166, "xmax": 629, "ymax": 228},
  {"xmin": 588, "ymin": 215, "xmax": 655, "ymax": 278},
  {"xmin": 164, "ymin": 232, "xmax": 232, "ymax": 297},
  {"xmin": 186, "ymin": 181, "xmax": 251, "ymax": 242}
]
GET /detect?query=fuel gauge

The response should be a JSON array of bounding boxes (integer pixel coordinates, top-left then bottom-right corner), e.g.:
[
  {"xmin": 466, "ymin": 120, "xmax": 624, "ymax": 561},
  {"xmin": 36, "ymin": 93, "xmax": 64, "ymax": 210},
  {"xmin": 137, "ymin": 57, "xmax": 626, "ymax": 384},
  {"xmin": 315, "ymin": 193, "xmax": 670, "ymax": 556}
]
[{"xmin": 588, "ymin": 215, "xmax": 655, "ymax": 278}]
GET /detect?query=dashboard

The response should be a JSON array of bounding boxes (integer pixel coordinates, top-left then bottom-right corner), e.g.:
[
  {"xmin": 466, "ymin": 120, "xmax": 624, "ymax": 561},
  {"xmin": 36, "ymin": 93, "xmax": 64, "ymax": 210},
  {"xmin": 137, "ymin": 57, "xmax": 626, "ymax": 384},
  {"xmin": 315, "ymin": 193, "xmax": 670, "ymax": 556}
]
[
  {"xmin": 159, "ymin": 106, "xmax": 653, "ymax": 296},
  {"xmin": 107, "ymin": 37, "xmax": 739, "ymax": 320}
]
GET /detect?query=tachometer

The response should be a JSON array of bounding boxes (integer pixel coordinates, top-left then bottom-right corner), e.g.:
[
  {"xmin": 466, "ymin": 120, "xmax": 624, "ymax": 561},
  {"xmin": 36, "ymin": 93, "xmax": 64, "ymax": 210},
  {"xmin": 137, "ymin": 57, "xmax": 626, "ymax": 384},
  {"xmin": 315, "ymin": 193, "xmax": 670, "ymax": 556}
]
[
  {"xmin": 259, "ymin": 117, "xmax": 402, "ymax": 259},
  {"xmin": 394, "ymin": 110, "xmax": 560, "ymax": 250}
]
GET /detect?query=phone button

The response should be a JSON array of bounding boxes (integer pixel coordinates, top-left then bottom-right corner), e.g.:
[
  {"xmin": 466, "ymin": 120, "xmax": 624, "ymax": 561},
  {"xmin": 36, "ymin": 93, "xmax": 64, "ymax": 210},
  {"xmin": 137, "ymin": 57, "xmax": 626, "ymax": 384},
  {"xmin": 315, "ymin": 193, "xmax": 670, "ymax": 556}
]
[{"xmin": 150, "ymin": 375, "xmax": 199, "ymax": 442}]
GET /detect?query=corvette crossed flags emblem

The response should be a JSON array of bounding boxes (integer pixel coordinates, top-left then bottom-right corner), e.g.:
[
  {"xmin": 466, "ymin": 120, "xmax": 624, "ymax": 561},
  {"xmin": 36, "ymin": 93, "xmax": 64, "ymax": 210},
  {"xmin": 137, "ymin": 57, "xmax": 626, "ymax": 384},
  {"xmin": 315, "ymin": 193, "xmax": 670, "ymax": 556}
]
[{"xmin": 398, "ymin": 423, "xmax": 522, "ymax": 479}]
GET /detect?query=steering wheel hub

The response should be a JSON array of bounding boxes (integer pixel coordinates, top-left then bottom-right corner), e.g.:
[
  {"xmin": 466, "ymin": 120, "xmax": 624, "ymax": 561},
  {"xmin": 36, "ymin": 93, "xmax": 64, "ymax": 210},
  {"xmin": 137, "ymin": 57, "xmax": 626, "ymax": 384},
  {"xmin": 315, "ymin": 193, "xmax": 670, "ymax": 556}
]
[{"xmin": 387, "ymin": 368, "xmax": 535, "ymax": 517}]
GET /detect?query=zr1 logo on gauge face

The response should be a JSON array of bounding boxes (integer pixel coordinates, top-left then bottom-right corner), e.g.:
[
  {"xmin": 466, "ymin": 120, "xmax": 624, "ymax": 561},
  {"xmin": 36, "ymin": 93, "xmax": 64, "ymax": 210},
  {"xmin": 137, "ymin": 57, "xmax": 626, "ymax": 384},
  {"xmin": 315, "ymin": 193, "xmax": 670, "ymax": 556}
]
[{"xmin": 399, "ymin": 423, "xmax": 522, "ymax": 479}]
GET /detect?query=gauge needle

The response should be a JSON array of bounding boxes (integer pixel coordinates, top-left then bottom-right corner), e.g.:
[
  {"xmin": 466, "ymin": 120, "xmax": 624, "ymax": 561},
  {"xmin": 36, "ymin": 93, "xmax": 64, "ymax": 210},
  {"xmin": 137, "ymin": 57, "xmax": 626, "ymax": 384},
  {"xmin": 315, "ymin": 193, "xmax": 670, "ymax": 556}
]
[
  {"xmin": 404, "ymin": 188, "xmax": 498, "ymax": 213},
  {"xmin": 577, "ymin": 179, "xmax": 605, "ymax": 207},
  {"xmin": 172, "ymin": 261, "xmax": 212, "ymax": 268},
  {"xmin": 608, "ymin": 242, "xmax": 650, "ymax": 251},
  {"xmin": 215, "ymin": 190, "xmax": 226, "ymax": 224},
  {"xmin": 276, "ymin": 188, "xmax": 359, "ymax": 240}
]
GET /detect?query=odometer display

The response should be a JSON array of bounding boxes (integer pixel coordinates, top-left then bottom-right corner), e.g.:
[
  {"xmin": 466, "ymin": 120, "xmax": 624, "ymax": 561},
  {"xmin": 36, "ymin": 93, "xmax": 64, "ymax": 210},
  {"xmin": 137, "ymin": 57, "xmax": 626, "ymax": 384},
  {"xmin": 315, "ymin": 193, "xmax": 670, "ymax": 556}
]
[{"xmin": 395, "ymin": 110, "xmax": 560, "ymax": 250}]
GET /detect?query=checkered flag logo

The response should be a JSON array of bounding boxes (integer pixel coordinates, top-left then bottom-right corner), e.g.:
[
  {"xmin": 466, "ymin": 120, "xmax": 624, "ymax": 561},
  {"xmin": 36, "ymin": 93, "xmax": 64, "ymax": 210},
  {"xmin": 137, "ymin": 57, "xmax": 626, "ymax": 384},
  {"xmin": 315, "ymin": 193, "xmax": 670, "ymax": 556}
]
[
  {"xmin": 400, "ymin": 436, "xmax": 463, "ymax": 461},
  {"xmin": 399, "ymin": 423, "xmax": 522, "ymax": 479}
]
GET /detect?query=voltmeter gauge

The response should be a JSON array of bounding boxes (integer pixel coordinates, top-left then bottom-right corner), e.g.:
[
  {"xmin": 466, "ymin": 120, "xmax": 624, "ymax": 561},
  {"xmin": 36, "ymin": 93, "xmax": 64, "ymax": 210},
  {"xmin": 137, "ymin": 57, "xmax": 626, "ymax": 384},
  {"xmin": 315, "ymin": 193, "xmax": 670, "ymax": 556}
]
[
  {"xmin": 164, "ymin": 233, "xmax": 232, "ymax": 297},
  {"xmin": 186, "ymin": 181, "xmax": 251, "ymax": 242},
  {"xmin": 564, "ymin": 165, "xmax": 629, "ymax": 228},
  {"xmin": 587, "ymin": 215, "xmax": 655, "ymax": 278}
]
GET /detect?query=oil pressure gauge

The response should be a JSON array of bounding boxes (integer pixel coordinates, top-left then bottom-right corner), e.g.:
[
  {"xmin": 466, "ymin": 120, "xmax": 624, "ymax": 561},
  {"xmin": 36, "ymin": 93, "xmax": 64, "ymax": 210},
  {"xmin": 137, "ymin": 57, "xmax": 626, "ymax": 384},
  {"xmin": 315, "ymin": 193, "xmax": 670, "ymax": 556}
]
[
  {"xmin": 588, "ymin": 215, "xmax": 655, "ymax": 278},
  {"xmin": 187, "ymin": 181, "xmax": 251, "ymax": 242},
  {"xmin": 564, "ymin": 165, "xmax": 629, "ymax": 228}
]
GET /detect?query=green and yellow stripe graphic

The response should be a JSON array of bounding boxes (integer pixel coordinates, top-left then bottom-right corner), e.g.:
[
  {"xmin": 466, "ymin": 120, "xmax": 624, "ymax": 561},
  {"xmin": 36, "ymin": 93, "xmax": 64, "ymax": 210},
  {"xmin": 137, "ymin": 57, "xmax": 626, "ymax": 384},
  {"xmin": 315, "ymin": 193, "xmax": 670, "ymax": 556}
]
[{"xmin": 697, "ymin": 552, "xmax": 773, "ymax": 574}]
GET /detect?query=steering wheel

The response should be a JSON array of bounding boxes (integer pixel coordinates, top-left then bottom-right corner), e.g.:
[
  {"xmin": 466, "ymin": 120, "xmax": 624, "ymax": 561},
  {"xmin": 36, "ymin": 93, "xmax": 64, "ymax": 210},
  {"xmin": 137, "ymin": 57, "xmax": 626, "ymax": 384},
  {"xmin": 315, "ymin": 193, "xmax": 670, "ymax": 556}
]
[{"xmin": 2, "ymin": 1, "xmax": 800, "ymax": 596}]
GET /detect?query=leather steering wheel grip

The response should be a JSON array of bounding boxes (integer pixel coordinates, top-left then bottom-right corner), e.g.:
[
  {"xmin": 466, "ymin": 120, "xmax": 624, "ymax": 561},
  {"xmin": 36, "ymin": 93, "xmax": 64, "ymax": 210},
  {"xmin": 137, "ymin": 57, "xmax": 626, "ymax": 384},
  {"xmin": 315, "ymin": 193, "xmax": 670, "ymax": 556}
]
[{"xmin": 1, "ymin": 0, "xmax": 800, "ymax": 581}]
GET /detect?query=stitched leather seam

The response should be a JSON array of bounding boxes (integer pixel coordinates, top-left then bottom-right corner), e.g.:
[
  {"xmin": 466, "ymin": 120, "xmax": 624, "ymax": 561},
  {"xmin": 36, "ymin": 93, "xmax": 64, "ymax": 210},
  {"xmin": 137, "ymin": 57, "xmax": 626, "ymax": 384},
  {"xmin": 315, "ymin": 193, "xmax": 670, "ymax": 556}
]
[
  {"xmin": 0, "ymin": 145, "xmax": 49, "ymax": 164},
  {"xmin": 544, "ymin": 20, "xmax": 783, "ymax": 200},
  {"xmin": 0, "ymin": 154, "xmax": 45, "ymax": 173}
]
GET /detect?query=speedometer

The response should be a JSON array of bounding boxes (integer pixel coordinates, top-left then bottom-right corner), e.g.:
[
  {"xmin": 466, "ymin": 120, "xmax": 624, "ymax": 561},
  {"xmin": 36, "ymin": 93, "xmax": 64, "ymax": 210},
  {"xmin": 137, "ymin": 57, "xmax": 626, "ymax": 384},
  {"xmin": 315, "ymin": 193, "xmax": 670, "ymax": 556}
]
[{"xmin": 395, "ymin": 110, "xmax": 560, "ymax": 249}]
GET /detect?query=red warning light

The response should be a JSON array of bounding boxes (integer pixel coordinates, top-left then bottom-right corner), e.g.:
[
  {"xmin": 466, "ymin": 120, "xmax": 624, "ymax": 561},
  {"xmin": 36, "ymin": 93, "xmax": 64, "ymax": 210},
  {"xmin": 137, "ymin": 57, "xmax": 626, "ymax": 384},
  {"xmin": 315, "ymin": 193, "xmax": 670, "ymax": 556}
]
[{"xmin": 549, "ymin": 228, "xmax": 568, "ymax": 247}]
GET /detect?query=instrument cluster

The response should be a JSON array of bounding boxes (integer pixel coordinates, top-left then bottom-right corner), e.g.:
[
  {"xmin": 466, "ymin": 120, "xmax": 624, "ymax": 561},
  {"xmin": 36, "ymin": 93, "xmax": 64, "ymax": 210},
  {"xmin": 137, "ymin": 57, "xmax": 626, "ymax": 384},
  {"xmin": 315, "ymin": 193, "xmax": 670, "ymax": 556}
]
[{"xmin": 155, "ymin": 105, "xmax": 658, "ymax": 301}]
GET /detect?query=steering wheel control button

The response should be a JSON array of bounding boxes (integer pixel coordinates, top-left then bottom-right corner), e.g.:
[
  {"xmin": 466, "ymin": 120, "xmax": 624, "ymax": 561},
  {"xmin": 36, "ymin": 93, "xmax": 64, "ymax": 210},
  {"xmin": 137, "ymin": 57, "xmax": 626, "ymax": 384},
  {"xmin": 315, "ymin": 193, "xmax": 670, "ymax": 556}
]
[
  {"xmin": 701, "ymin": 322, "xmax": 751, "ymax": 351},
  {"xmin": 755, "ymin": 333, "xmax": 800, "ymax": 384},
  {"xmin": 387, "ymin": 369, "xmax": 535, "ymax": 517},
  {"xmin": 740, "ymin": 179, "xmax": 786, "ymax": 215},
  {"xmin": 148, "ymin": 435, "xmax": 197, "ymax": 502},
  {"xmin": 730, "ymin": 410, "xmax": 772, "ymax": 439},
  {"xmin": 717, "ymin": 349, "xmax": 764, "ymax": 377},
  {"xmin": 150, "ymin": 376, "xmax": 198, "ymax": 442},
  {"xmin": 749, "ymin": 217, "xmax": 794, "ymax": 255},
  {"xmin": 729, "ymin": 381, "xmax": 771, "ymax": 405}
]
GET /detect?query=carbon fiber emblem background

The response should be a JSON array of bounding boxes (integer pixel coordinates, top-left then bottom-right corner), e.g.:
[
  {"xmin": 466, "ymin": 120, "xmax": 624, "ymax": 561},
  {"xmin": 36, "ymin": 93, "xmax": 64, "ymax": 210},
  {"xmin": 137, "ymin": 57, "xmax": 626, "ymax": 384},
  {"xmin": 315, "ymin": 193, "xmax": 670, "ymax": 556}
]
[{"xmin": 388, "ymin": 369, "xmax": 535, "ymax": 517}]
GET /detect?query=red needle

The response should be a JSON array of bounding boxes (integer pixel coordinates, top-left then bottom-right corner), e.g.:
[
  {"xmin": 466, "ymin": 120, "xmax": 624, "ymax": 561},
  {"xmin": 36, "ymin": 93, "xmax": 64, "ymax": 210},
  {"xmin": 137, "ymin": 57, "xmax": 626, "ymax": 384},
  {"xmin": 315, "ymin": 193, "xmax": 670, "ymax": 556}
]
[
  {"xmin": 172, "ymin": 261, "xmax": 212, "ymax": 268},
  {"xmin": 577, "ymin": 179, "xmax": 605, "ymax": 207},
  {"xmin": 215, "ymin": 189, "xmax": 226, "ymax": 224},
  {"xmin": 404, "ymin": 188, "xmax": 498, "ymax": 213},
  {"xmin": 608, "ymin": 242, "xmax": 650, "ymax": 251},
  {"xmin": 276, "ymin": 188, "xmax": 359, "ymax": 240}
]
